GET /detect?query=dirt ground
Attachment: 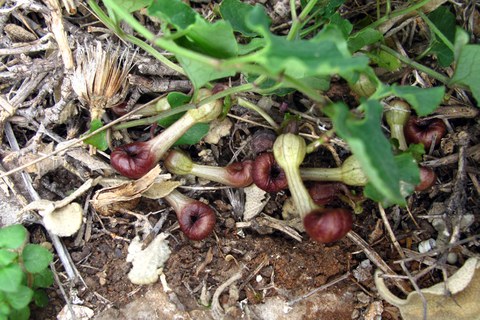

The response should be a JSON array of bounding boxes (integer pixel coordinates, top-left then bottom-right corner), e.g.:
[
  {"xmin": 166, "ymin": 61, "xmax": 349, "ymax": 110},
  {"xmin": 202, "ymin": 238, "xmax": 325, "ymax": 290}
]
[{"xmin": 1, "ymin": 0, "xmax": 480, "ymax": 319}]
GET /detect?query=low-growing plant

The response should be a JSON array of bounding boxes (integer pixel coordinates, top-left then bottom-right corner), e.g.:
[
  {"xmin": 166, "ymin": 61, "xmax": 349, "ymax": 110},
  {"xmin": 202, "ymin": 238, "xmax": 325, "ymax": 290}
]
[
  {"xmin": 0, "ymin": 224, "xmax": 54, "ymax": 320},
  {"xmin": 85, "ymin": 0, "xmax": 479, "ymax": 209}
]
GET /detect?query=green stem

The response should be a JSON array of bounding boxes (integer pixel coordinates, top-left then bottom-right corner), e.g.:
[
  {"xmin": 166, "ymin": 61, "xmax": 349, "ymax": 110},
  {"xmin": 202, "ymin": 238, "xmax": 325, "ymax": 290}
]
[
  {"xmin": 102, "ymin": 0, "xmax": 220, "ymax": 68},
  {"xmin": 300, "ymin": 167, "xmax": 343, "ymax": 182},
  {"xmin": 282, "ymin": 74, "xmax": 326, "ymax": 103},
  {"xmin": 197, "ymin": 83, "xmax": 255, "ymax": 107},
  {"xmin": 237, "ymin": 97, "xmax": 280, "ymax": 131},
  {"xmin": 290, "ymin": 0, "xmax": 298, "ymax": 21},
  {"xmin": 287, "ymin": 0, "xmax": 319, "ymax": 40},
  {"xmin": 363, "ymin": 0, "xmax": 433, "ymax": 32},
  {"xmin": 417, "ymin": 11, "xmax": 455, "ymax": 52},
  {"xmin": 88, "ymin": 0, "xmax": 186, "ymax": 75},
  {"xmin": 113, "ymin": 104, "xmax": 195, "ymax": 130},
  {"xmin": 379, "ymin": 44, "xmax": 450, "ymax": 84}
]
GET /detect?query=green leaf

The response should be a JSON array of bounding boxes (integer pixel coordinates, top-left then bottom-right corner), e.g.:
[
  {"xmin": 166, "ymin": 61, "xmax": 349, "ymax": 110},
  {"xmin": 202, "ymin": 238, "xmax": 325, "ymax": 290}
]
[
  {"xmin": 0, "ymin": 301, "xmax": 9, "ymax": 316},
  {"xmin": 0, "ymin": 264, "xmax": 23, "ymax": 292},
  {"xmin": 365, "ymin": 152, "xmax": 420, "ymax": 207},
  {"xmin": 158, "ymin": 92, "xmax": 210, "ymax": 146},
  {"xmin": 83, "ymin": 119, "xmax": 108, "ymax": 151},
  {"xmin": 368, "ymin": 49, "xmax": 401, "ymax": 71},
  {"xmin": 149, "ymin": 0, "xmax": 237, "ymax": 58},
  {"xmin": 176, "ymin": 56, "xmax": 235, "ymax": 89},
  {"xmin": 8, "ymin": 307, "xmax": 29, "ymax": 320},
  {"xmin": 115, "ymin": 0, "xmax": 151, "ymax": 12},
  {"xmin": 220, "ymin": 0, "xmax": 267, "ymax": 36},
  {"xmin": 389, "ymin": 85, "xmax": 444, "ymax": 116},
  {"xmin": 451, "ymin": 38, "xmax": 480, "ymax": 104},
  {"xmin": 0, "ymin": 250, "xmax": 17, "ymax": 267},
  {"xmin": 172, "ymin": 123, "xmax": 210, "ymax": 146},
  {"xmin": 348, "ymin": 28, "xmax": 383, "ymax": 52},
  {"xmin": 302, "ymin": 0, "xmax": 344, "ymax": 20},
  {"xmin": 22, "ymin": 244, "xmax": 53, "ymax": 274},
  {"xmin": 0, "ymin": 225, "xmax": 27, "ymax": 250},
  {"xmin": 33, "ymin": 289, "xmax": 49, "ymax": 308},
  {"xmin": 166, "ymin": 92, "xmax": 191, "ymax": 109},
  {"xmin": 5, "ymin": 286, "xmax": 33, "ymax": 310},
  {"xmin": 238, "ymin": 38, "xmax": 266, "ymax": 55},
  {"xmin": 324, "ymin": 101, "xmax": 405, "ymax": 205},
  {"xmin": 246, "ymin": 13, "xmax": 369, "ymax": 79},
  {"xmin": 453, "ymin": 27, "xmax": 469, "ymax": 62},
  {"xmin": 328, "ymin": 13, "xmax": 352, "ymax": 38},
  {"xmin": 426, "ymin": 6, "xmax": 456, "ymax": 67},
  {"xmin": 148, "ymin": 0, "xmax": 238, "ymax": 88},
  {"xmin": 33, "ymin": 268, "xmax": 54, "ymax": 289},
  {"xmin": 406, "ymin": 143, "xmax": 426, "ymax": 162},
  {"xmin": 148, "ymin": 0, "xmax": 196, "ymax": 29}
]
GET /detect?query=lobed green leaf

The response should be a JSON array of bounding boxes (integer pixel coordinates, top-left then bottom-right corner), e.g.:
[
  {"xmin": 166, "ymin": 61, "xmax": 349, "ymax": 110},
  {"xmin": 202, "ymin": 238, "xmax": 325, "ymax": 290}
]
[
  {"xmin": 389, "ymin": 85, "xmax": 445, "ymax": 116},
  {"xmin": 426, "ymin": 6, "xmax": 456, "ymax": 67},
  {"xmin": 0, "ymin": 225, "xmax": 27, "ymax": 250},
  {"xmin": 246, "ymin": 13, "xmax": 369, "ymax": 79},
  {"xmin": 348, "ymin": 28, "xmax": 382, "ymax": 53},
  {"xmin": 115, "ymin": 0, "xmax": 151, "ymax": 13},
  {"xmin": 220, "ymin": 0, "xmax": 264, "ymax": 37},
  {"xmin": 324, "ymin": 101, "xmax": 405, "ymax": 205},
  {"xmin": 33, "ymin": 289, "xmax": 49, "ymax": 308},
  {"xmin": 22, "ymin": 244, "xmax": 53, "ymax": 274},
  {"xmin": 0, "ymin": 250, "xmax": 17, "ymax": 268},
  {"xmin": 451, "ymin": 30, "xmax": 480, "ymax": 104},
  {"xmin": 5, "ymin": 286, "xmax": 33, "ymax": 310},
  {"xmin": 364, "ymin": 152, "xmax": 420, "ymax": 207},
  {"xmin": 33, "ymin": 268, "xmax": 54, "ymax": 289},
  {"xmin": 8, "ymin": 307, "xmax": 30, "ymax": 320},
  {"xmin": 0, "ymin": 264, "xmax": 23, "ymax": 293}
]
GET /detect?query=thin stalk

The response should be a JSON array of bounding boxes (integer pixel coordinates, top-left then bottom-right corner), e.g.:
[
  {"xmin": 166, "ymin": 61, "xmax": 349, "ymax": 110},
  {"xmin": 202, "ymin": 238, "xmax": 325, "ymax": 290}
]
[
  {"xmin": 87, "ymin": 0, "xmax": 185, "ymax": 75},
  {"xmin": 300, "ymin": 167, "xmax": 343, "ymax": 182},
  {"xmin": 378, "ymin": 44, "xmax": 450, "ymax": 84},
  {"xmin": 300, "ymin": 20, "xmax": 324, "ymax": 38},
  {"xmin": 102, "ymin": 0, "xmax": 220, "ymax": 68},
  {"xmin": 362, "ymin": 0, "xmax": 433, "ymax": 32},
  {"xmin": 282, "ymin": 74, "xmax": 327, "ymax": 103},
  {"xmin": 197, "ymin": 83, "xmax": 255, "ymax": 108},
  {"xmin": 113, "ymin": 104, "xmax": 195, "ymax": 130},
  {"xmin": 417, "ymin": 11, "xmax": 454, "ymax": 52},
  {"xmin": 237, "ymin": 97, "xmax": 280, "ymax": 131},
  {"xmin": 287, "ymin": 0, "xmax": 320, "ymax": 40},
  {"xmin": 284, "ymin": 164, "xmax": 318, "ymax": 218},
  {"xmin": 290, "ymin": 0, "xmax": 298, "ymax": 21}
]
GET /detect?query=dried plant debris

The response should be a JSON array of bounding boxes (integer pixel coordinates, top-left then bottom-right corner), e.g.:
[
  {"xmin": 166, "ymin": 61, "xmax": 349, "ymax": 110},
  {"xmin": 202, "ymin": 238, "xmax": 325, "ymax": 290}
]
[
  {"xmin": 72, "ymin": 41, "xmax": 134, "ymax": 121},
  {"xmin": 91, "ymin": 166, "xmax": 161, "ymax": 216},
  {"xmin": 375, "ymin": 257, "xmax": 480, "ymax": 320}
]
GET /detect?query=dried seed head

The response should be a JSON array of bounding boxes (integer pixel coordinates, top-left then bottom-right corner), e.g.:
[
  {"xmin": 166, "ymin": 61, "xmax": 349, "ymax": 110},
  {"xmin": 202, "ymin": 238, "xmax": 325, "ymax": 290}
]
[{"xmin": 72, "ymin": 42, "xmax": 134, "ymax": 120}]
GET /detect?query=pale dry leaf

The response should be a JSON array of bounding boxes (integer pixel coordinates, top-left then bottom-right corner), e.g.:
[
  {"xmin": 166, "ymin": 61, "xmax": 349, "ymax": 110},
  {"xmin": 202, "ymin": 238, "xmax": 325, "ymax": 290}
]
[
  {"xmin": 66, "ymin": 148, "xmax": 112, "ymax": 174},
  {"xmin": 91, "ymin": 166, "xmax": 161, "ymax": 215},
  {"xmin": 14, "ymin": 142, "xmax": 61, "ymax": 177},
  {"xmin": 204, "ymin": 118, "xmax": 233, "ymax": 144},
  {"xmin": 57, "ymin": 101, "xmax": 79, "ymax": 125},
  {"xmin": 142, "ymin": 180, "xmax": 182, "ymax": 199},
  {"xmin": 375, "ymin": 257, "xmax": 480, "ymax": 320},
  {"xmin": 243, "ymin": 184, "xmax": 268, "ymax": 221}
]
